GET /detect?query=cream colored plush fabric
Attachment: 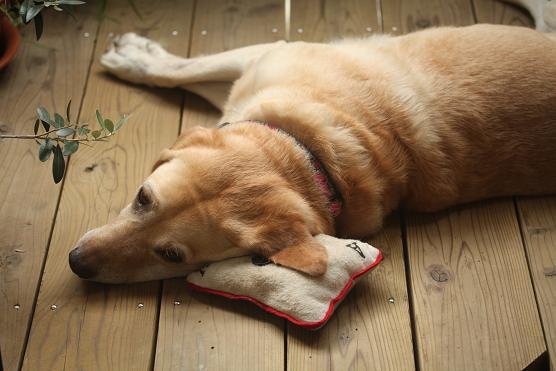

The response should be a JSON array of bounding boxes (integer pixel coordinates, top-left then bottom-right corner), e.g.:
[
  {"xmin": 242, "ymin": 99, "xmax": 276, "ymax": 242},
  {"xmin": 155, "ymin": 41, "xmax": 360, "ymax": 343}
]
[{"xmin": 187, "ymin": 234, "xmax": 382, "ymax": 328}]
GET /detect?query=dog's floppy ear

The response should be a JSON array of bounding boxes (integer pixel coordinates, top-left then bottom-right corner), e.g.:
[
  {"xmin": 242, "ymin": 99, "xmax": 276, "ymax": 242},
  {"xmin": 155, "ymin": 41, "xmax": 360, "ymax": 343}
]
[
  {"xmin": 246, "ymin": 220, "xmax": 328, "ymax": 276},
  {"xmin": 269, "ymin": 233, "xmax": 328, "ymax": 276},
  {"xmin": 222, "ymin": 185, "xmax": 329, "ymax": 276}
]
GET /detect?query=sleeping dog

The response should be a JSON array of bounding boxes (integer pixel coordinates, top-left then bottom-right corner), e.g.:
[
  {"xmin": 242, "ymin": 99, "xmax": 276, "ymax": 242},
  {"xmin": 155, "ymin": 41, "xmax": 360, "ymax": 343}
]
[{"xmin": 67, "ymin": 22, "xmax": 556, "ymax": 283}]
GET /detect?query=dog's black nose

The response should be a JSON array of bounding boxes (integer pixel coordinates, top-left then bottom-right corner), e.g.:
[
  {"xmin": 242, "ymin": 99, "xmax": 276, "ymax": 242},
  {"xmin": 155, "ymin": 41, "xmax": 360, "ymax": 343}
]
[{"xmin": 69, "ymin": 247, "xmax": 97, "ymax": 279}]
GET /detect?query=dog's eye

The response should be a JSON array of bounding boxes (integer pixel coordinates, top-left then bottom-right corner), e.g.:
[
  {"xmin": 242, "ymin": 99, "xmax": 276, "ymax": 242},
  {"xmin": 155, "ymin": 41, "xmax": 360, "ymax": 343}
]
[
  {"xmin": 136, "ymin": 186, "xmax": 151, "ymax": 207},
  {"xmin": 155, "ymin": 246, "xmax": 183, "ymax": 263}
]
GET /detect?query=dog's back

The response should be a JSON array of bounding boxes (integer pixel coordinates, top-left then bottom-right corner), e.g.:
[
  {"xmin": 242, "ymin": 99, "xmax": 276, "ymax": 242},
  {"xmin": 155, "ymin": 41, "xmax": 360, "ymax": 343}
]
[{"xmin": 228, "ymin": 25, "xmax": 556, "ymax": 213}]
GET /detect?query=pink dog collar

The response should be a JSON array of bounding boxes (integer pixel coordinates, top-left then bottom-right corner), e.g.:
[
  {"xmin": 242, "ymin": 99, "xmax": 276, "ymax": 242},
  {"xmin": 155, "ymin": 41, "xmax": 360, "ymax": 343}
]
[{"xmin": 219, "ymin": 120, "xmax": 343, "ymax": 218}]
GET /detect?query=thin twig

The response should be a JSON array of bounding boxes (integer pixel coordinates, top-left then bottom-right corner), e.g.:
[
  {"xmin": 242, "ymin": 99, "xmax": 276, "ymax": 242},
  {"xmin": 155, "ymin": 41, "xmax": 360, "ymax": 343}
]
[{"xmin": 0, "ymin": 132, "xmax": 112, "ymax": 142}]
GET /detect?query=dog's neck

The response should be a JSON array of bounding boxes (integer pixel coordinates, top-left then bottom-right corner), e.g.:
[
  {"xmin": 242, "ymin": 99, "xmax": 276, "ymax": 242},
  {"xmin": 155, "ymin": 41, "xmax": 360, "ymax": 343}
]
[{"xmin": 219, "ymin": 120, "xmax": 343, "ymax": 220}]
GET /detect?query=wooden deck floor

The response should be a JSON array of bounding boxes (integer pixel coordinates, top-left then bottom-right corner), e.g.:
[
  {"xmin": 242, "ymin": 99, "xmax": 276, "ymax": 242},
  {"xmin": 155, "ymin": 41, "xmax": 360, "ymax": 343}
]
[{"xmin": 0, "ymin": 0, "xmax": 554, "ymax": 370}]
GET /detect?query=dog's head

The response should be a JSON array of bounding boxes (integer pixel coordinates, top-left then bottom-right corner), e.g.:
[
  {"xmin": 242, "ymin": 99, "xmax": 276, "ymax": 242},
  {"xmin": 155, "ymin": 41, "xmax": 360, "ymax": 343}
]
[{"xmin": 69, "ymin": 125, "xmax": 330, "ymax": 283}]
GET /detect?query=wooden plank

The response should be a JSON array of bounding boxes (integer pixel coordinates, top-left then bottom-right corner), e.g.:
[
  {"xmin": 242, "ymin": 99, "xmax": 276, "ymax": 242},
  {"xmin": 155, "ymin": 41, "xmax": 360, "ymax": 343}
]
[
  {"xmin": 20, "ymin": 1, "xmax": 194, "ymax": 370},
  {"xmin": 286, "ymin": 2, "xmax": 415, "ymax": 370},
  {"xmin": 153, "ymin": 1, "xmax": 285, "ymax": 370},
  {"xmin": 384, "ymin": 3, "xmax": 546, "ymax": 368},
  {"xmin": 407, "ymin": 201, "xmax": 546, "ymax": 370},
  {"xmin": 290, "ymin": 0, "xmax": 380, "ymax": 42},
  {"xmin": 0, "ymin": 6, "xmax": 100, "ymax": 371},
  {"xmin": 473, "ymin": 0, "xmax": 534, "ymax": 27},
  {"xmin": 516, "ymin": 197, "xmax": 556, "ymax": 370}
]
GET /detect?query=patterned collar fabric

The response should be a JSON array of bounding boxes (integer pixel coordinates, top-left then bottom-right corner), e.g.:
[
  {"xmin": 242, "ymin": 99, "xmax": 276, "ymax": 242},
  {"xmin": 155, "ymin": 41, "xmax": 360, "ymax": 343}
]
[{"xmin": 219, "ymin": 120, "xmax": 343, "ymax": 218}]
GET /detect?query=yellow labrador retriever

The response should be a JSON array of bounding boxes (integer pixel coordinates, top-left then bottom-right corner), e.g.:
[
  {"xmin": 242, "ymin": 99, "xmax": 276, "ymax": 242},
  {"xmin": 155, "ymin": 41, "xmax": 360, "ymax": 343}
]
[{"xmin": 68, "ymin": 24, "xmax": 556, "ymax": 283}]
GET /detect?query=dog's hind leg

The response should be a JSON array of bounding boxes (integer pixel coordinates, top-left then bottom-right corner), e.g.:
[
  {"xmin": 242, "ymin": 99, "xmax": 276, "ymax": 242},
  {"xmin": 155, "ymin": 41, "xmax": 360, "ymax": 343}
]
[{"xmin": 100, "ymin": 33, "xmax": 285, "ymax": 109}]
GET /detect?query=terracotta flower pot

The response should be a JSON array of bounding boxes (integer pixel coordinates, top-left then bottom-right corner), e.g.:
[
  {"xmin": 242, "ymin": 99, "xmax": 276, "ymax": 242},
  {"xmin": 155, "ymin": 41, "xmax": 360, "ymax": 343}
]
[{"xmin": 0, "ymin": 14, "xmax": 20, "ymax": 70}]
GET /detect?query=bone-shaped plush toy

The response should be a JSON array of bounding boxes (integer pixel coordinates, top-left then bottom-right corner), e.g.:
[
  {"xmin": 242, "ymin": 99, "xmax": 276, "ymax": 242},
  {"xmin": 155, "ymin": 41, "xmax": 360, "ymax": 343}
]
[{"xmin": 187, "ymin": 234, "xmax": 382, "ymax": 330}]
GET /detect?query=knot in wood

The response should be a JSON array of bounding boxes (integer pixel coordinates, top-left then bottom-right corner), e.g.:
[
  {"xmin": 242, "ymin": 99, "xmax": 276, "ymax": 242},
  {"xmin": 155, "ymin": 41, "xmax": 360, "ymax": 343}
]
[
  {"xmin": 84, "ymin": 163, "xmax": 98, "ymax": 172},
  {"xmin": 429, "ymin": 265, "xmax": 450, "ymax": 283},
  {"xmin": 416, "ymin": 19, "xmax": 431, "ymax": 28}
]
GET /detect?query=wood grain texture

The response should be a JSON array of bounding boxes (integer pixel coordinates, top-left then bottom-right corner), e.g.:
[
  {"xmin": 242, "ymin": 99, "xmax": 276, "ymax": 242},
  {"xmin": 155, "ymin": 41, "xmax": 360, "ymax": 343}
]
[
  {"xmin": 153, "ymin": 1, "xmax": 285, "ymax": 370},
  {"xmin": 407, "ymin": 200, "xmax": 546, "ymax": 370},
  {"xmin": 290, "ymin": 0, "xmax": 380, "ymax": 42},
  {"xmin": 286, "ymin": 2, "xmax": 415, "ymax": 370},
  {"xmin": 473, "ymin": 0, "xmax": 534, "ymax": 26},
  {"xmin": 188, "ymin": 0, "xmax": 284, "ymax": 54},
  {"xmin": 381, "ymin": 0, "xmax": 475, "ymax": 35},
  {"xmin": 287, "ymin": 215, "xmax": 415, "ymax": 370},
  {"xmin": 20, "ymin": 0, "xmax": 194, "ymax": 370},
  {"xmin": 517, "ymin": 197, "xmax": 556, "ymax": 370},
  {"xmin": 0, "ymin": 6, "xmax": 100, "ymax": 371}
]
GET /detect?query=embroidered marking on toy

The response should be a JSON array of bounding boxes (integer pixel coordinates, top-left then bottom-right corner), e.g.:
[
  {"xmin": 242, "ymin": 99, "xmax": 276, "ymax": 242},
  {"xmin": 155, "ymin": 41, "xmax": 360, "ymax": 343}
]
[
  {"xmin": 346, "ymin": 242, "xmax": 365, "ymax": 258},
  {"xmin": 252, "ymin": 255, "xmax": 272, "ymax": 266},
  {"xmin": 200, "ymin": 263, "xmax": 210, "ymax": 276}
]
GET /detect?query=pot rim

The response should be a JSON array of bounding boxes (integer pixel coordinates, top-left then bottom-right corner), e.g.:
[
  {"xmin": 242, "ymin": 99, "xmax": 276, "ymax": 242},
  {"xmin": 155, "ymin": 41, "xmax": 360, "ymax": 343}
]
[{"xmin": 0, "ymin": 14, "xmax": 21, "ymax": 70}]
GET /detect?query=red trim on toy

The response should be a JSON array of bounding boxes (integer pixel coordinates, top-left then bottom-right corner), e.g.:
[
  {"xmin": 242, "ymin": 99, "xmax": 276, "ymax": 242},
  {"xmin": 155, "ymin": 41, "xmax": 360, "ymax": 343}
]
[{"xmin": 187, "ymin": 250, "xmax": 383, "ymax": 330}]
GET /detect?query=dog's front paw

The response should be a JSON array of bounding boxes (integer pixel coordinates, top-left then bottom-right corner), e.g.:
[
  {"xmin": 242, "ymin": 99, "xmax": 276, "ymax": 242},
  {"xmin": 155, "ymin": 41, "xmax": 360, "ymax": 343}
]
[{"xmin": 100, "ymin": 32, "xmax": 169, "ymax": 85}]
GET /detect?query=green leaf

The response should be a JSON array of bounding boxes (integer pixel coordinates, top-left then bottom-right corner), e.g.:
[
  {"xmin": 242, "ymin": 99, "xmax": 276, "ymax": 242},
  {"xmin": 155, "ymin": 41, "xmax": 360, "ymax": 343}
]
[
  {"xmin": 114, "ymin": 114, "xmax": 129, "ymax": 131},
  {"xmin": 104, "ymin": 119, "xmax": 114, "ymax": 133},
  {"xmin": 56, "ymin": 127, "xmax": 75, "ymax": 137},
  {"xmin": 41, "ymin": 120, "xmax": 50, "ymax": 132},
  {"xmin": 45, "ymin": 138, "xmax": 54, "ymax": 150},
  {"xmin": 19, "ymin": 0, "xmax": 31, "ymax": 21},
  {"xmin": 77, "ymin": 126, "xmax": 90, "ymax": 136},
  {"xmin": 37, "ymin": 106, "xmax": 51, "ymax": 131},
  {"xmin": 37, "ymin": 106, "xmax": 50, "ymax": 123},
  {"xmin": 95, "ymin": 110, "xmax": 105, "ymax": 130},
  {"xmin": 25, "ymin": 3, "xmax": 44, "ymax": 23},
  {"xmin": 52, "ymin": 144, "xmax": 65, "ymax": 183},
  {"xmin": 38, "ymin": 141, "xmax": 52, "ymax": 162},
  {"xmin": 54, "ymin": 113, "xmax": 64, "ymax": 128},
  {"xmin": 66, "ymin": 100, "xmax": 72, "ymax": 122},
  {"xmin": 91, "ymin": 130, "xmax": 101, "ymax": 139},
  {"xmin": 33, "ymin": 12, "xmax": 43, "ymax": 40},
  {"xmin": 63, "ymin": 141, "xmax": 79, "ymax": 156},
  {"xmin": 34, "ymin": 119, "xmax": 40, "ymax": 135}
]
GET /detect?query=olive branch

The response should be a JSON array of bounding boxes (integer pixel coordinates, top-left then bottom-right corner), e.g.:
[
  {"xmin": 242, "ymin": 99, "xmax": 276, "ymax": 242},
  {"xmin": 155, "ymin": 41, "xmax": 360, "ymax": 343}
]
[{"xmin": 0, "ymin": 100, "xmax": 129, "ymax": 183}]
